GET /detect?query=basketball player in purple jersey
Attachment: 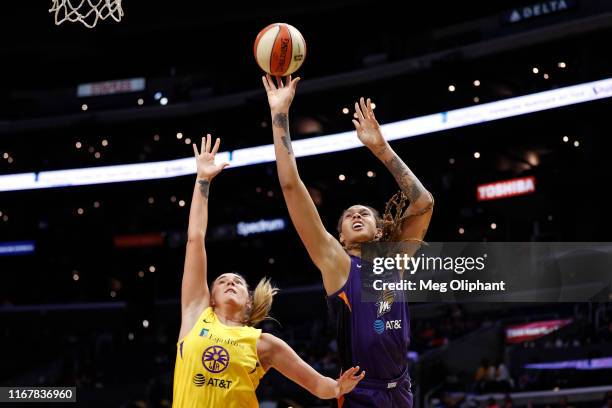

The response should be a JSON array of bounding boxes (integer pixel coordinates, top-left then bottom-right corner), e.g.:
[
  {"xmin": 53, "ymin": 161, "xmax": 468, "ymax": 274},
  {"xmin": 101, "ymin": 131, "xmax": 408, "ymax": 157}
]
[{"xmin": 262, "ymin": 74, "xmax": 434, "ymax": 407}]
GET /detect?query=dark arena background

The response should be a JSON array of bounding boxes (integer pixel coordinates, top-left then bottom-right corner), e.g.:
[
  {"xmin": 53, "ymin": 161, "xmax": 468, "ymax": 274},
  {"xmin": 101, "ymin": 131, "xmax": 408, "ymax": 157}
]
[{"xmin": 1, "ymin": 1, "xmax": 612, "ymax": 407}]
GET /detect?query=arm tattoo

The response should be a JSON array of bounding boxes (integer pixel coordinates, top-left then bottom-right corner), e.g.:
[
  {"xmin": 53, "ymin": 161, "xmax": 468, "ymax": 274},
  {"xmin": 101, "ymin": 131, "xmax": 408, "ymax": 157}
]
[
  {"xmin": 384, "ymin": 155, "xmax": 425, "ymax": 203},
  {"xmin": 375, "ymin": 144, "xmax": 388, "ymax": 156},
  {"xmin": 272, "ymin": 113, "xmax": 293, "ymax": 155},
  {"xmin": 280, "ymin": 135, "xmax": 293, "ymax": 155},
  {"xmin": 198, "ymin": 179, "xmax": 210, "ymax": 198},
  {"xmin": 272, "ymin": 113, "xmax": 289, "ymax": 130}
]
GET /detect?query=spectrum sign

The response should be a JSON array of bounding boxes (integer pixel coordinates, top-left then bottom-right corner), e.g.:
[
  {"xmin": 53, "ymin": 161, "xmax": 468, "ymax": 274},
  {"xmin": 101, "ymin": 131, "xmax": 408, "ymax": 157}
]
[{"xmin": 477, "ymin": 176, "xmax": 536, "ymax": 202}]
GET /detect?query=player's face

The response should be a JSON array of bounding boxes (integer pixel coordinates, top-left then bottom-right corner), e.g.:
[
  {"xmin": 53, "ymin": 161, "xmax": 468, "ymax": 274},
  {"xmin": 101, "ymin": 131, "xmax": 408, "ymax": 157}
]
[
  {"xmin": 340, "ymin": 205, "xmax": 380, "ymax": 245},
  {"xmin": 212, "ymin": 273, "xmax": 249, "ymax": 309}
]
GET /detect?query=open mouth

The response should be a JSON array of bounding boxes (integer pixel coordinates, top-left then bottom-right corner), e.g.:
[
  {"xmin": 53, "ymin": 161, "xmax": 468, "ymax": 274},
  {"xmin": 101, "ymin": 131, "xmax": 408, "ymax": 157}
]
[
  {"xmin": 352, "ymin": 221, "xmax": 364, "ymax": 231},
  {"xmin": 225, "ymin": 288, "xmax": 237, "ymax": 294}
]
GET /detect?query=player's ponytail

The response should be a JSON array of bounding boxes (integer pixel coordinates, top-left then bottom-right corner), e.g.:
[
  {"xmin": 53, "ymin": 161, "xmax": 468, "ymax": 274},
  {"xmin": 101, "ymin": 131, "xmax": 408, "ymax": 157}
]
[
  {"xmin": 246, "ymin": 277, "xmax": 279, "ymax": 327},
  {"xmin": 380, "ymin": 190, "xmax": 434, "ymax": 243}
]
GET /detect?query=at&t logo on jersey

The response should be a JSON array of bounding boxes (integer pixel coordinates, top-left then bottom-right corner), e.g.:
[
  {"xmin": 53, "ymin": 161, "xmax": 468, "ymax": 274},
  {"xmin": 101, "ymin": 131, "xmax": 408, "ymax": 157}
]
[
  {"xmin": 373, "ymin": 319, "xmax": 402, "ymax": 334},
  {"xmin": 192, "ymin": 373, "xmax": 233, "ymax": 390}
]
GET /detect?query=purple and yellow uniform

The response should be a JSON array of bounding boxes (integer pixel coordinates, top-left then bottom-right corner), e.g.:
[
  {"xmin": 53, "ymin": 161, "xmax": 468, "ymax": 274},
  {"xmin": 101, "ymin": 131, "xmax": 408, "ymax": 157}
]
[{"xmin": 327, "ymin": 255, "xmax": 413, "ymax": 408}]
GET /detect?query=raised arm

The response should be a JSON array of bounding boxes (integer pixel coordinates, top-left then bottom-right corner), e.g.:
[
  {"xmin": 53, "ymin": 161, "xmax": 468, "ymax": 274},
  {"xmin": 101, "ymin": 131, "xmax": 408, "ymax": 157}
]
[
  {"xmin": 178, "ymin": 135, "xmax": 228, "ymax": 340},
  {"xmin": 258, "ymin": 333, "xmax": 365, "ymax": 400},
  {"xmin": 262, "ymin": 75, "xmax": 350, "ymax": 294},
  {"xmin": 353, "ymin": 97, "xmax": 434, "ymax": 243}
]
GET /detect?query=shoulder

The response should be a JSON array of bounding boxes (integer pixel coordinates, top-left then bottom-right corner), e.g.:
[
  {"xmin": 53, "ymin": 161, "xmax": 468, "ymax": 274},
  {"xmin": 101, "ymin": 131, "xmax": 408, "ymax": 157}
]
[{"xmin": 257, "ymin": 333, "xmax": 286, "ymax": 369}]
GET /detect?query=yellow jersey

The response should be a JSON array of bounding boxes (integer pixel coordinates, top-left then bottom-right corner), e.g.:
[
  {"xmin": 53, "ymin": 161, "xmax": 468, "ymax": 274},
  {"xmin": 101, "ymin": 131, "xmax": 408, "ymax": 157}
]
[{"xmin": 173, "ymin": 306, "xmax": 266, "ymax": 408}]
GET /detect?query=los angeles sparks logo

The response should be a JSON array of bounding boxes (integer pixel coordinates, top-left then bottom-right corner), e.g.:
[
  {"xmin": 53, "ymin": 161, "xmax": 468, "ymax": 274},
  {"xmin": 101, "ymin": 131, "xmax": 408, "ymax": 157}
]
[
  {"xmin": 202, "ymin": 345, "xmax": 230, "ymax": 373},
  {"xmin": 376, "ymin": 289, "xmax": 395, "ymax": 317}
]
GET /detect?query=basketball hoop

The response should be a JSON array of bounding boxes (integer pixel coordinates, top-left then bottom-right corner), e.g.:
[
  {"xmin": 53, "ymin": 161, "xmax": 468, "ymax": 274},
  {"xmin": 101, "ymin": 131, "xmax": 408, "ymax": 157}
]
[{"xmin": 49, "ymin": 0, "xmax": 123, "ymax": 28}]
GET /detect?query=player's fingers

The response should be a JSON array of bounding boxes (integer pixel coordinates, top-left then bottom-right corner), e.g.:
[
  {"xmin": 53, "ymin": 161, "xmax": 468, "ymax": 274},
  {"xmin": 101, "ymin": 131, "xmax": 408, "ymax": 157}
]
[
  {"xmin": 266, "ymin": 74, "xmax": 276, "ymax": 90},
  {"xmin": 219, "ymin": 162, "xmax": 230, "ymax": 170},
  {"xmin": 205, "ymin": 133, "xmax": 212, "ymax": 153},
  {"xmin": 200, "ymin": 136, "xmax": 206, "ymax": 155},
  {"xmin": 261, "ymin": 76, "xmax": 270, "ymax": 91},
  {"xmin": 360, "ymin": 97, "xmax": 370, "ymax": 119},
  {"xmin": 292, "ymin": 77, "xmax": 301, "ymax": 89},
  {"xmin": 352, "ymin": 119, "xmax": 361, "ymax": 129},
  {"xmin": 211, "ymin": 137, "xmax": 221, "ymax": 155},
  {"xmin": 192, "ymin": 143, "xmax": 199, "ymax": 157},
  {"xmin": 354, "ymin": 101, "xmax": 364, "ymax": 120},
  {"xmin": 275, "ymin": 76, "xmax": 283, "ymax": 88}
]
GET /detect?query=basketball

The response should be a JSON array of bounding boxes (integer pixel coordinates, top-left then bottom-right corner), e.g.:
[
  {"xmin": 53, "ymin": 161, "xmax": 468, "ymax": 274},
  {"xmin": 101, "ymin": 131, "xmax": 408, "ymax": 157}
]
[{"xmin": 254, "ymin": 23, "xmax": 306, "ymax": 76}]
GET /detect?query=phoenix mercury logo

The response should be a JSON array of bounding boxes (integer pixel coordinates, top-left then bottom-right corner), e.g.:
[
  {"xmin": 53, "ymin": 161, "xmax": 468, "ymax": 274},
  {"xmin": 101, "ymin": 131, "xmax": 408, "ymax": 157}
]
[
  {"xmin": 376, "ymin": 289, "xmax": 395, "ymax": 317},
  {"xmin": 202, "ymin": 345, "xmax": 230, "ymax": 373}
]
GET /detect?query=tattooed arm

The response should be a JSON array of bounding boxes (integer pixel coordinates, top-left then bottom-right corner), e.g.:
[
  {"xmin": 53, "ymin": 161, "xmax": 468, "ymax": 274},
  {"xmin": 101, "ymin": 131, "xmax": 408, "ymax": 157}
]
[
  {"xmin": 262, "ymin": 75, "xmax": 350, "ymax": 294},
  {"xmin": 352, "ymin": 98, "xmax": 434, "ymax": 242},
  {"xmin": 178, "ymin": 135, "xmax": 228, "ymax": 341}
]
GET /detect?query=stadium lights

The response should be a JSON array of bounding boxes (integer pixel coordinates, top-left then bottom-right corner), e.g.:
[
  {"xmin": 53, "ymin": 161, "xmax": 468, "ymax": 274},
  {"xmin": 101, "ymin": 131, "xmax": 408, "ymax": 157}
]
[
  {"xmin": 449, "ymin": 158, "xmax": 455, "ymax": 164},
  {"xmin": 574, "ymin": 140, "xmax": 580, "ymax": 147},
  {"xmin": 75, "ymin": 142, "xmax": 82, "ymax": 149},
  {"xmin": 473, "ymin": 80, "xmax": 480, "ymax": 87},
  {"xmin": 367, "ymin": 170, "xmax": 375, "ymax": 178},
  {"xmin": 102, "ymin": 139, "xmax": 109, "ymax": 147},
  {"xmin": 160, "ymin": 97, "xmax": 168, "ymax": 105},
  {"xmin": 532, "ymin": 67, "xmax": 539, "ymax": 74},
  {"xmin": 153, "ymin": 134, "xmax": 160, "ymax": 141},
  {"xmin": 543, "ymin": 73, "xmax": 549, "ymax": 80},
  {"xmin": 137, "ymin": 98, "xmax": 144, "ymax": 106},
  {"xmin": 342, "ymin": 107, "xmax": 349, "ymax": 114},
  {"xmin": 473, "ymin": 97, "xmax": 480, "ymax": 103},
  {"xmin": 339, "ymin": 174, "xmax": 346, "ymax": 181},
  {"xmin": 176, "ymin": 132, "xmax": 183, "ymax": 139},
  {"xmin": 81, "ymin": 104, "xmax": 88, "ymax": 111},
  {"xmin": 458, "ymin": 228, "xmax": 465, "ymax": 235},
  {"xmin": 154, "ymin": 91, "xmax": 162, "ymax": 100},
  {"xmin": 562, "ymin": 136, "xmax": 569, "ymax": 142},
  {"xmin": 184, "ymin": 138, "xmax": 191, "ymax": 145},
  {"xmin": 1, "ymin": 77, "xmax": 612, "ymax": 192},
  {"xmin": 558, "ymin": 62, "xmax": 566, "ymax": 68},
  {"xmin": 448, "ymin": 85, "xmax": 456, "ymax": 92},
  {"xmin": 474, "ymin": 152, "xmax": 481, "ymax": 159}
]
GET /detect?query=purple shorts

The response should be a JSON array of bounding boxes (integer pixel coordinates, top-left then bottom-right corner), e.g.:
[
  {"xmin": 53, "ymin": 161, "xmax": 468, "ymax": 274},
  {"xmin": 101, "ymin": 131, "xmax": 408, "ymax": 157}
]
[{"xmin": 336, "ymin": 369, "xmax": 413, "ymax": 408}]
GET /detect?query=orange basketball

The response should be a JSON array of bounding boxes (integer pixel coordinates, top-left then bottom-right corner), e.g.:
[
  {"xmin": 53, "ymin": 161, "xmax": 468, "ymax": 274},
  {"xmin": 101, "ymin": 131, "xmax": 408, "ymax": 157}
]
[{"xmin": 253, "ymin": 23, "xmax": 307, "ymax": 76}]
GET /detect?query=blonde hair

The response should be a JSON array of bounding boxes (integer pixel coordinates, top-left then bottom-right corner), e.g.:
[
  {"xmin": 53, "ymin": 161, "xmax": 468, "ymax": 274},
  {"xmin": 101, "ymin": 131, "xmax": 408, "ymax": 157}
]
[{"xmin": 246, "ymin": 277, "xmax": 279, "ymax": 327}]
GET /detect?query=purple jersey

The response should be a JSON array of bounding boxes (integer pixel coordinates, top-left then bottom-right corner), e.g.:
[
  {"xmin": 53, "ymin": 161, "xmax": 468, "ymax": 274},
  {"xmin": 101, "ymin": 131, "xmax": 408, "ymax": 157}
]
[{"xmin": 327, "ymin": 255, "xmax": 411, "ymax": 381}]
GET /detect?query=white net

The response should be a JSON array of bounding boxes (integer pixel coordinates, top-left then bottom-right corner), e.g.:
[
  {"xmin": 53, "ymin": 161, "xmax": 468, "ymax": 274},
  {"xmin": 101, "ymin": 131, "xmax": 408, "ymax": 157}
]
[{"xmin": 49, "ymin": 0, "xmax": 123, "ymax": 28}]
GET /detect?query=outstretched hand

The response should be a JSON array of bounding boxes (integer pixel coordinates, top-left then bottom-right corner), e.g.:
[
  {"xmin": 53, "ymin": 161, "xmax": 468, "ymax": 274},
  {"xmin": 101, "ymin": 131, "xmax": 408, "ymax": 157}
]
[
  {"xmin": 262, "ymin": 74, "xmax": 301, "ymax": 112},
  {"xmin": 336, "ymin": 366, "xmax": 366, "ymax": 397},
  {"xmin": 352, "ymin": 97, "xmax": 386, "ymax": 151},
  {"xmin": 193, "ymin": 134, "xmax": 229, "ymax": 181}
]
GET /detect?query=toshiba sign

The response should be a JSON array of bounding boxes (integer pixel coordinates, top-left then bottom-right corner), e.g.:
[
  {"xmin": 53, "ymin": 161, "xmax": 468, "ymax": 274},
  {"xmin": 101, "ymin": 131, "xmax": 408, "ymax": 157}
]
[{"xmin": 477, "ymin": 176, "xmax": 536, "ymax": 201}]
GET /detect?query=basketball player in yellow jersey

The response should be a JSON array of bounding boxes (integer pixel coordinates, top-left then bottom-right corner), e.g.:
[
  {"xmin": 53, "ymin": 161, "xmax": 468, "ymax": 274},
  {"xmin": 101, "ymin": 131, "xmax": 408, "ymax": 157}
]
[{"xmin": 173, "ymin": 134, "xmax": 365, "ymax": 408}]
